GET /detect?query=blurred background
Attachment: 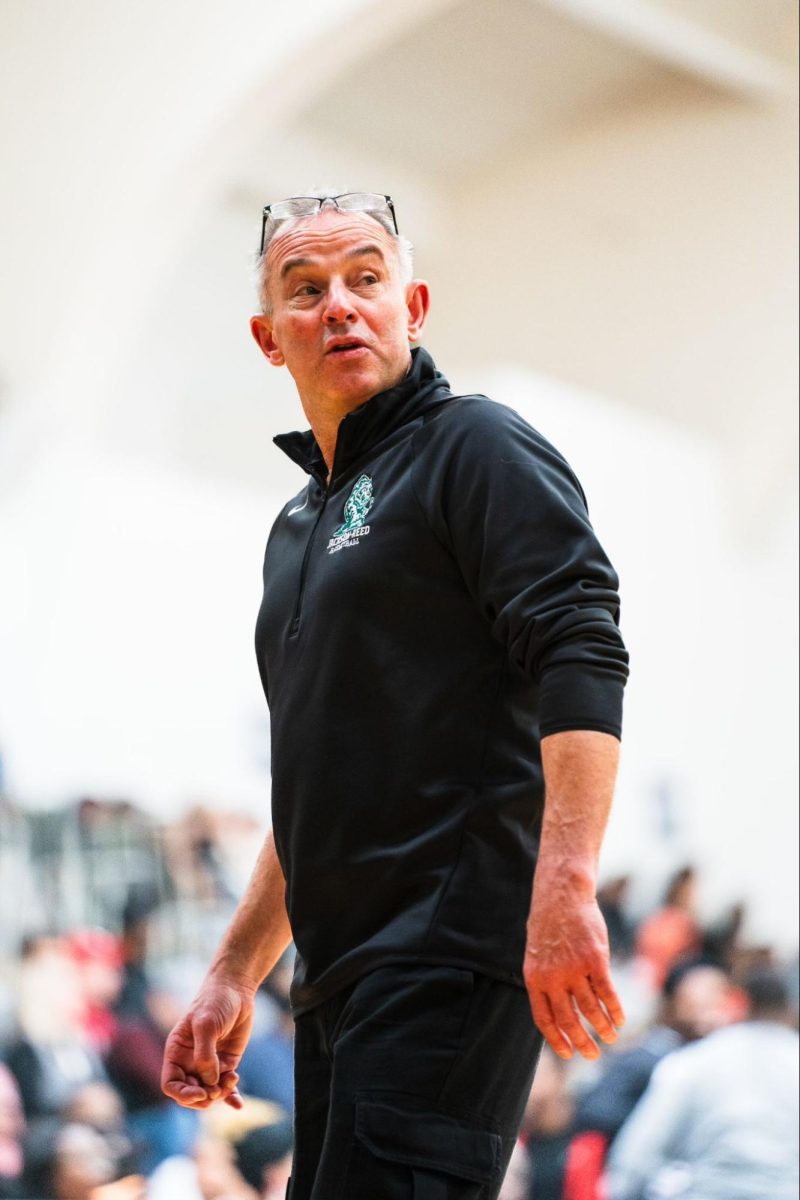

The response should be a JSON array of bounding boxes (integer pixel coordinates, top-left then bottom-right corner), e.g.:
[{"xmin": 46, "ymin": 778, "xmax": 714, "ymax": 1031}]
[{"xmin": 0, "ymin": 1, "xmax": 797, "ymax": 1197}]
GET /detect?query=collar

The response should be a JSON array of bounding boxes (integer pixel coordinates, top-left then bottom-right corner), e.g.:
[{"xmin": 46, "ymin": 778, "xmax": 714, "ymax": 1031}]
[{"xmin": 273, "ymin": 346, "xmax": 451, "ymax": 485}]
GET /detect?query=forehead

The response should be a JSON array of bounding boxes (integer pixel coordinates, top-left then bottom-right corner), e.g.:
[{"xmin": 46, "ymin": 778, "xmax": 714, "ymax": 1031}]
[{"xmin": 266, "ymin": 209, "xmax": 399, "ymax": 276}]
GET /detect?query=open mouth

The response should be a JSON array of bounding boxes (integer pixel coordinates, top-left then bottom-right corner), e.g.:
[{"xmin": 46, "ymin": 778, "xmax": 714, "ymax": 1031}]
[{"xmin": 327, "ymin": 340, "xmax": 367, "ymax": 354}]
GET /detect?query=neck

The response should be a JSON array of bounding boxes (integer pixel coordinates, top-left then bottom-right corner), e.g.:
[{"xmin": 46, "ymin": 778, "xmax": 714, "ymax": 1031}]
[
  {"xmin": 308, "ymin": 413, "xmax": 339, "ymax": 478},
  {"xmin": 302, "ymin": 353, "xmax": 415, "ymax": 476},
  {"xmin": 298, "ymin": 384, "xmax": 374, "ymax": 478}
]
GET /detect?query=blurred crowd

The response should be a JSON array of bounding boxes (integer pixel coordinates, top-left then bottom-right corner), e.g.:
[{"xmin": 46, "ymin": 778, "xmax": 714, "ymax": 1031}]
[
  {"xmin": 0, "ymin": 888, "xmax": 294, "ymax": 1199},
  {"xmin": 0, "ymin": 796, "xmax": 797, "ymax": 1200}
]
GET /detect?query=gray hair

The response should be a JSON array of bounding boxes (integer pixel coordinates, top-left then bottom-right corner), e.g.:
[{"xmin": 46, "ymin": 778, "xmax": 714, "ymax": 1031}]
[{"xmin": 254, "ymin": 187, "xmax": 414, "ymax": 315}]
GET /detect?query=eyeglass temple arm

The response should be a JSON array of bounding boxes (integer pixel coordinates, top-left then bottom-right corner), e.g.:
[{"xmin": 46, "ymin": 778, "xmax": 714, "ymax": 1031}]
[{"xmin": 260, "ymin": 208, "xmax": 271, "ymax": 257}]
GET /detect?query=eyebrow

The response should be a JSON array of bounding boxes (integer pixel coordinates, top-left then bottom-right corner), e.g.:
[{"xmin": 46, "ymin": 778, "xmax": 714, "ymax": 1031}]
[{"xmin": 279, "ymin": 243, "xmax": 388, "ymax": 280}]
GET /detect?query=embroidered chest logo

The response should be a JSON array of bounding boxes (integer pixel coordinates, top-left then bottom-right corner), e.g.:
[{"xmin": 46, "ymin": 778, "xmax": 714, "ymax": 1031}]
[{"xmin": 327, "ymin": 474, "xmax": 374, "ymax": 554}]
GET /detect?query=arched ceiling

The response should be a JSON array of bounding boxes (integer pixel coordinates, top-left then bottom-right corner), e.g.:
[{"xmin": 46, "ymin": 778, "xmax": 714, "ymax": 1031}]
[{"xmin": 1, "ymin": 0, "xmax": 797, "ymax": 517}]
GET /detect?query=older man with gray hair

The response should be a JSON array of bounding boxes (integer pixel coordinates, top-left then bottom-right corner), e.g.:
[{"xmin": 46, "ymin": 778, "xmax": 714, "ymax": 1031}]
[{"xmin": 162, "ymin": 190, "xmax": 629, "ymax": 1199}]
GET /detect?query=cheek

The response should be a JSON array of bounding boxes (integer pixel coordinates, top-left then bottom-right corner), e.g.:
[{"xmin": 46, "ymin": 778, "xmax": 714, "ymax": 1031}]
[
  {"xmin": 369, "ymin": 303, "xmax": 411, "ymax": 341},
  {"xmin": 276, "ymin": 318, "xmax": 317, "ymax": 358}
]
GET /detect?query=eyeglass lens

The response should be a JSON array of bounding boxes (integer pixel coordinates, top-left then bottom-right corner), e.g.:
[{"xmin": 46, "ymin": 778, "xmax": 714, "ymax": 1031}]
[{"xmin": 260, "ymin": 193, "xmax": 396, "ymax": 254}]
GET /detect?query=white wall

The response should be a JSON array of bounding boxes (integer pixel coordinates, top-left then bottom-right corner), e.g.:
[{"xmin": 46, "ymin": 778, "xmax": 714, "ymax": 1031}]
[
  {"xmin": 477, "ymin": 363, "xmax": 798, "ymax": 949},
  {"xmin": 0, "ymin": 445, "xmax": 274, "ymax": 814}
]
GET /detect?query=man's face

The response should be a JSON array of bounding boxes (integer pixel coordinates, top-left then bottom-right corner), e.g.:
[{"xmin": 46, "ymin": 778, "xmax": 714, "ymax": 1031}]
[
  {"xmin": 671, "ymin": 966, "xmax": 734, "ymax": 1040},
  {"xmin": 250, "ymin": 210, "xmax": 429, "ymax": 421}
]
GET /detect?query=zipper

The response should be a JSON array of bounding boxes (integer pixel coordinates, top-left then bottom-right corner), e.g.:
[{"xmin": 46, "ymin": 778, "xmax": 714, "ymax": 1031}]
[
  {"xmin": 289, "ymin": 427, "xmax": 352, "ymax": 639},
  {"xmin": 289, "ymin": 490, "xmax": 327, "ymax": 638}
]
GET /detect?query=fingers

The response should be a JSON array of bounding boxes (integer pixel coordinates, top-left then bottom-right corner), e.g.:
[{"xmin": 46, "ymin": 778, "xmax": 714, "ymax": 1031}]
[
  {"xmin": 548, "ymin": 992, "xmax": 600, "ymax": 1061},
  {"xmin": 191, "ymin": 1013, "xmax": 222, "ymax": 1088},
  {"xmin": 571, "ymin": 978, "xmax": 618, "ymax": 1045},
  {"xmin": 161, "ymin": 1072, "xmax": 213, "ymax": 1107},
  {"xmin": 529, "ymin": 990, "xmax": 573, "ymax": 1060},
  {"xmin": 588, "ymin": 970, "xmax": 626, "ymax": 1030},
  {"xmin": 163, "ymin": 1070, "xmax": 241, "ymax": 1110},
  {"xmin": 529, "ymin": 974, "xmax": 626, "ymax": 1061},
  {"xmin": 186, "ymin": 1069, "xmax": 241, "ymax": 1107},
  {"xmin": 161, "ymin": 1021, "xmax": 240, "ymax": 1110},
  {"xmin": 161, "ymin": 1027, "xmax": 204, "ymax": 1107},
  {"xmin": 218, "ymin": 1069, "xmax": 241, "ymax": 1102}
]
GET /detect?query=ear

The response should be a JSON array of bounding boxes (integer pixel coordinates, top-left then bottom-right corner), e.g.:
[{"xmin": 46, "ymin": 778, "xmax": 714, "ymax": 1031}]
[
  {"xmin": 405, "ymin": 280, "xmax": 431, "ymax": 344},
  {"xmin": 250, "ymin": 315, "xmax": 285, "ymax": 366}
]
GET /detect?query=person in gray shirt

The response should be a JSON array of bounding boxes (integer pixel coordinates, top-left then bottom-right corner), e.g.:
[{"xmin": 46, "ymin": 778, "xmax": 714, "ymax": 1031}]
[{"xmin": 607, "ymin": 967, "xmax": 799, "ymax": 1200}]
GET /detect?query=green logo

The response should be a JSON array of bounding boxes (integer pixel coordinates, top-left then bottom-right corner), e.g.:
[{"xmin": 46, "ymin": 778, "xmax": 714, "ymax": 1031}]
[{"xmin": 334, "ymin": 474, "xmax": 374, "ymax": 536}]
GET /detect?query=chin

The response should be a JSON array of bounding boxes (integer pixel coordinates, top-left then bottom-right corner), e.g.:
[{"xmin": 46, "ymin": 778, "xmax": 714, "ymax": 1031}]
[{"xmin": 330, "ymin": 368, "xmax": 381, "ymax": 403}]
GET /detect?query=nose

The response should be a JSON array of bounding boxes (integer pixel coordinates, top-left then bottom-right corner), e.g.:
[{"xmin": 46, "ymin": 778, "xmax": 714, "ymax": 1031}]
[{"xmin": 323, "ymin": 278, "xmax": 356, "ymax": 325}]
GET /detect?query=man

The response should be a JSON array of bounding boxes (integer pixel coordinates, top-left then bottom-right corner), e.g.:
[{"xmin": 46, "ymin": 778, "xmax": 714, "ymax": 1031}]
[
  {"xmin": 161, "ymin": 191, "xmax": 629, "ymax": 1199},
  {"xmin": 606, "ymin": 968, "xmax": 800, "ymax": 1200},
  {"xmin": 563, "ymin": 959, "xmax": 737, "ymax": 1199}
]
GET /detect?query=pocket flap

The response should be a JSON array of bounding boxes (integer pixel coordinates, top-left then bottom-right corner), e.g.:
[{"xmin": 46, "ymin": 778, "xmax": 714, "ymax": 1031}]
[{"xmin": 355, "ymin": 1098, "xmax": 501, "ymax": 1184}]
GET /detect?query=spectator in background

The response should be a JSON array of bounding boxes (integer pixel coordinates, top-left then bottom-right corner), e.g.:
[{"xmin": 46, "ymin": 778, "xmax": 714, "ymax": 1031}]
[
  {"xmin": 785, "ymin": 953, "xmax": 800, "ymax": 1021},
  {"xmin": 21, "ymin": 1121, "xmax": 126, "ymax": 1200},
  {"xmin": 163, "ymin": 808, "xmax": 237, "ymax": 907},
  {"xmin": 63, "ymin": 1080, "xmax": 137, "ymax": 1178},
  {"xmin": 5, "ymin": 935, "xmax": 108, "ymax": 1134},
  {"xmin": 597, "ymin": 876, "xmax": 636, "ymax": 961},
  {"xmin": 233, "ymin": 1116, "xmax": 293, "ymax": 1199},
  {"xmin": 108, "ymin": 887, "xmax": 199, "ymax": 1173},
  {"xmin": 186, "ymin": 808, "xmax": 238, "ymax": 905},
  {"xmin": 0, "ymin": 1064, "xmax": 24, "ymax": 1199},
  {"xmin": 237, "ymin": 957, "xmax": 295, "ymax": 1115},
  {"xmin": 17, "ymin": 1079, "xmax": 139, "ymax": 1198},
  {"xmin": 513, "ymin": 1050, "xmax": 575, "ymax": 1200},
  {"xmin": 702, "ymin": 901, "xmax": 746, "ymax": 971},
  {"xmin": 606, "ymin": 967, "xmax": 799, "ymax": 1200},
  {"xmin": 92, "ymin": 1180, "xmax": 147, "ymax": 1199},
  {"xmin": 635, "ymin": 866, "xmax": 702, "ymax": 988},
  {"xmin": 106, "ymin": 984, "xmax": 198, "ymax": 1175},
  {"xmin": 66, "ymin": 929, "xmax": 124, "ymax": 1054},
  {"xmin": 147, "ymin": 1133, "xmax": 255, "ymax": 1200},
  {"xmin": 563, "ymin": 959, "xmax": 736, "ymax": 1199},
  {"xmin": 116, "ymin": 890, "xmax": 160, "ymax": 1022},
  {"xmin": 147, "ymin": 1097, "xmax": 289, "ymax": 1200}
]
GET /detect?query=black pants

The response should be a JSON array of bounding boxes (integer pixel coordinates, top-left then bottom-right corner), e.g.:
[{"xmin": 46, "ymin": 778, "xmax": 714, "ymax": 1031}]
[{"xmin": 288, "ymin": 962, "xmax": 543, "ymax": 1199}]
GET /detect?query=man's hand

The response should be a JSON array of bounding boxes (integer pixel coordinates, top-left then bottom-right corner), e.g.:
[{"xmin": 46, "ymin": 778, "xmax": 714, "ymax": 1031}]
[
  {"xmin": 527, "ymin": 729, "xmax": 626, "ymax": 1060},
  {"xmin": 524, "ymin": 881, "xmax": 624, "ymax": 1061},
  {"xmin": 161, "ymin": 976, "xmax": 256, "ymax": 1109}
]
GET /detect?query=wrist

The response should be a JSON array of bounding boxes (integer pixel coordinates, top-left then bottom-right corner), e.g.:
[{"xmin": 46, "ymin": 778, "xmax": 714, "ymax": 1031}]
[
  {"xmin": 532, "ymin": 856, "xmax": 597, "ymax": 902},
  {"xmin": 207, "ymin": 953, "xmax": 262, "ymax": 998}
]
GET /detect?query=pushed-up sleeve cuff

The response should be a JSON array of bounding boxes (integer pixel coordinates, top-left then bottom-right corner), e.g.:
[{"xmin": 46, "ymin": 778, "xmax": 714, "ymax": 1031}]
[{"xmin": 538, "ymin": 660, "xmax": 626, "ymax": 740}]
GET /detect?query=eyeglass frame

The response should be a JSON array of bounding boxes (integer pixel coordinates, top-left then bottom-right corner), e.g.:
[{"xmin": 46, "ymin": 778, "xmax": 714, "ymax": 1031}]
[{"xmin": 259, "ymin": 193, "xmax": 399, "ymax": 257}]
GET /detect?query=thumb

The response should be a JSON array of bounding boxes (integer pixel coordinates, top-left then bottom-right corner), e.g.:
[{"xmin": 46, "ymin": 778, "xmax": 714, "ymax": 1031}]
[{"xmin": 192, "ymin": 1013, "xmax": 221, "ymax": 1087}]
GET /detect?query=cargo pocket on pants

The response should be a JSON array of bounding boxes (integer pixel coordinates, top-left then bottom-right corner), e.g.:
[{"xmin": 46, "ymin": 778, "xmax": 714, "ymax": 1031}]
[{"xmin": 353, "ymin": 1097, "xmax": 501, "ymax": 1198}]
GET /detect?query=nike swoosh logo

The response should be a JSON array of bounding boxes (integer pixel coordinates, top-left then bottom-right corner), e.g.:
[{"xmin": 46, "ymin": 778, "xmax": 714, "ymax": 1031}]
[{"xmin": 288, "ymin": 495, "xmax": 309, "ymax": 517}]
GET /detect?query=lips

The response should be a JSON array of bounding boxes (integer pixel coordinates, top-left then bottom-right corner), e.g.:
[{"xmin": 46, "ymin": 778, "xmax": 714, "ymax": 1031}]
[{"xmin": 325, "ymin": 338, "xmax": 368, "ymax": 354}]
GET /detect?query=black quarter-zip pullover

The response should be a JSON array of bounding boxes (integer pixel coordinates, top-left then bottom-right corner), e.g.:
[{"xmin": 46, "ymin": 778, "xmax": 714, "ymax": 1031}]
[{"xmin": 256, "ymin": 347, "xmax": 628, "ymax": 1013}]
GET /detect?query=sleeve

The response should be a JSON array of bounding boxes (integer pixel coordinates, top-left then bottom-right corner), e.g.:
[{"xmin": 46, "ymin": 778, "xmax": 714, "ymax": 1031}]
[{"xmin": 411, "ymin": 398, "xmax": 629, "ymax": 738}]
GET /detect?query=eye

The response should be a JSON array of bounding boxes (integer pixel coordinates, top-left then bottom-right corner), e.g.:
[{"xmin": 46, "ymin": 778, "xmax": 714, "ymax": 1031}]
[
  {"xmin": 289, "ymin": 283, "xmax": 321, "ymax": 302},
  {"xmin": 359, "ymin": 272, "xmax": 379, "ymax": 286}
]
